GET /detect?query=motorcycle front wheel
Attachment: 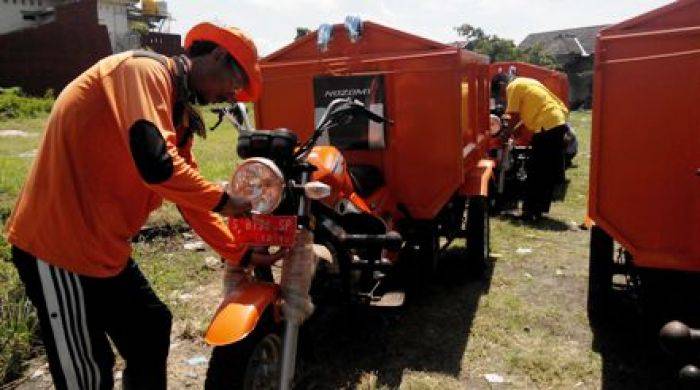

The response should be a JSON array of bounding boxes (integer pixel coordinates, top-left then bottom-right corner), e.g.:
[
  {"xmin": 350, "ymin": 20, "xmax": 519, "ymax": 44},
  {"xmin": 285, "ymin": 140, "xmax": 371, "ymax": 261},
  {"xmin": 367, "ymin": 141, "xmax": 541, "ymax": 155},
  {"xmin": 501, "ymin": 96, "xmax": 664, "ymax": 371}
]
[{"xmin": 205, "ymin": 310, "xmax": 281, "ymax": 390}]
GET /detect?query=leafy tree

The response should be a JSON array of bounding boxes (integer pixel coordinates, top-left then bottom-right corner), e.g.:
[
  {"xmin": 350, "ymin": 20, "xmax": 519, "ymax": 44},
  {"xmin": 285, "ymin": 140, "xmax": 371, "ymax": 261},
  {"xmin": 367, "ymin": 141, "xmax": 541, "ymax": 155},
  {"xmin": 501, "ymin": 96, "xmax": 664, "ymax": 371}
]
[{"xmin": 454, "ymin": 24, "xmax": 557, "ymax": 69}]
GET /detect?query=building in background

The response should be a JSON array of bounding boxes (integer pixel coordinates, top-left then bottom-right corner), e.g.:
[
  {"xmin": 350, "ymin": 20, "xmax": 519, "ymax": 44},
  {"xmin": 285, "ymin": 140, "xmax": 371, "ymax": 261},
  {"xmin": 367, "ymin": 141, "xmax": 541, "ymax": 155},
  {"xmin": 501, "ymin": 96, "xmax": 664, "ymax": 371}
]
[
  {"xmin": 0, "ymin": 0, "xmax": 181, "ymax": 94},
  {"xmin": 519, "ymin": 25, "xmax": 608, "ymax": 109},
  {"xmin": 98, "ymin": 0, "xmax": 140, "ymax": 52}
]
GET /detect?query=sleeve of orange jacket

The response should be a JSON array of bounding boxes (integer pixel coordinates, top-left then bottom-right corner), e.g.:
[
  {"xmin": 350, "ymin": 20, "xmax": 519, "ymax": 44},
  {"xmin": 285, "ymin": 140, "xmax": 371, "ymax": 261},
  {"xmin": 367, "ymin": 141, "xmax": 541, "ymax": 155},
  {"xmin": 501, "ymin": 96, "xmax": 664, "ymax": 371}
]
[
  {"xmin": 103, "ymin": 57, "xmax": 226, "ymax": 212},
  {"xmin": 177, "ymin": 141, "xmax": 246, "ymax": 265},
  {"xmin": 178, "ymin": 206, "xmax": 247, "ymax": 265}
]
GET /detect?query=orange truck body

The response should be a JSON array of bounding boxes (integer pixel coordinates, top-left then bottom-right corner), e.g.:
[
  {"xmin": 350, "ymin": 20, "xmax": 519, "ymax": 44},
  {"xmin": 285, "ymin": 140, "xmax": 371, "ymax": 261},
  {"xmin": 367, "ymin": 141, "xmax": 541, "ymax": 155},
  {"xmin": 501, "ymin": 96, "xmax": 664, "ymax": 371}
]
[
  {"xmin": 589, "ymin": 0, "xmax": 700, "ymax": 272},
  {"xmin": 254, "ymin": 21, "xmax": 491, "ymax": 220}
]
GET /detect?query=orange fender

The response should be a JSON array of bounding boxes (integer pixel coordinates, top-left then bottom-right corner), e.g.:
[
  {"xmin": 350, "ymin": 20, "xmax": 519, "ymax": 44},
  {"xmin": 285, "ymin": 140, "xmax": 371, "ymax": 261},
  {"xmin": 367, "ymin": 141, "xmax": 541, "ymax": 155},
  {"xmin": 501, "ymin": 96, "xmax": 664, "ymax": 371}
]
[{"xmin": 204, "ymin": 282, "xmax": 280, "ymax": 346}]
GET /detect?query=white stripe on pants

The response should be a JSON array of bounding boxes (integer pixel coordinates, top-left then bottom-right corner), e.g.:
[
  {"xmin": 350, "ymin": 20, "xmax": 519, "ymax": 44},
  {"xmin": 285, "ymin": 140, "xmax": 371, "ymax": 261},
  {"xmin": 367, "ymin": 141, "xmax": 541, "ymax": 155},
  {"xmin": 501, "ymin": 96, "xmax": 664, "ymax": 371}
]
[{"xmin": 37, "ymin": 260, "xmax": 100, "ymax": 390}]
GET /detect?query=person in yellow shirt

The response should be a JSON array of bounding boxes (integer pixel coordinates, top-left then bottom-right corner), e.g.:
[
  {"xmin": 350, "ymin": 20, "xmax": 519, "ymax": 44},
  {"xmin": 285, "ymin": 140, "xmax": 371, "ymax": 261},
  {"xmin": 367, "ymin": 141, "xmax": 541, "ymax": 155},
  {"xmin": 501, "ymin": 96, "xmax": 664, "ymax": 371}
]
[{"xmin": 493, "ymin": 74, "xmax": 569, "ymax": 221}]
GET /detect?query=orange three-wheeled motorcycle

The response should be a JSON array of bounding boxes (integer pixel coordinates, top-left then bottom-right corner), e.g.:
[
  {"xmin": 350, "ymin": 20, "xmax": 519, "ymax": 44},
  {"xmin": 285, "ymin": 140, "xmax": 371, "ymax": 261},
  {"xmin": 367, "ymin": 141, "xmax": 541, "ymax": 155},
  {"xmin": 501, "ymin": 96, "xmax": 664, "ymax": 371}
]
[{"xmin": 203, "ymin": 19, "xmax": 496, "ymax": 389}]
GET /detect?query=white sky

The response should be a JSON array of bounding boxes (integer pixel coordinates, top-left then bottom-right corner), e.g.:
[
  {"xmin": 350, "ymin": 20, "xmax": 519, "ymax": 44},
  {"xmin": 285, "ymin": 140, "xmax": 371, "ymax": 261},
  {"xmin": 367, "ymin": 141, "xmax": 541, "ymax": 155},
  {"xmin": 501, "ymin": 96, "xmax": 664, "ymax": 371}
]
[{"xmin": 165, "ymin": 0, "xmax": 673, "ymax": 56}]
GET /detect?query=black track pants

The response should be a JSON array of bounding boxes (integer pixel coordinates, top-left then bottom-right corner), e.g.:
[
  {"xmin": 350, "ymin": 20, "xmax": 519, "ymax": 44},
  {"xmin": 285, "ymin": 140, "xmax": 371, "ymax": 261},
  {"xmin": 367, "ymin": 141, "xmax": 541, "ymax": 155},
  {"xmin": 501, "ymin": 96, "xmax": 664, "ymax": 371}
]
[
  {"xmin": 523, "ymin": 124, "xmax": 567, "ymax": 216},
  {"xmin": 11, "ymin": 246, "xmax": 172, "ymax": 390}
]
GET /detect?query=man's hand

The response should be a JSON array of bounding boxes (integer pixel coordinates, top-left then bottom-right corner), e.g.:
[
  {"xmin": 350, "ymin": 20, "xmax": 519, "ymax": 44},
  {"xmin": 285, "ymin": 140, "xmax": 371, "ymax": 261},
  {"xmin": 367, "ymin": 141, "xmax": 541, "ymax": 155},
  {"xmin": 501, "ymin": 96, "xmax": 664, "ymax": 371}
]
[
  {"xmin": 248, "ymin": 247, "xmax": 289, "ymax": 267},
  {"xmin": 218, "ymin": 187, "xmax": 252, "ymax": 218}
]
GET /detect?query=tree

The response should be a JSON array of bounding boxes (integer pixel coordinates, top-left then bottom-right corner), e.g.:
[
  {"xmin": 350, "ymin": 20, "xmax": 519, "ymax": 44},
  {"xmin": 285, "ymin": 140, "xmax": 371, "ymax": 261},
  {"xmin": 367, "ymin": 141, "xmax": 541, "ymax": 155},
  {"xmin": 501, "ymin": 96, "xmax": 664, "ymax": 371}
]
[{"xmin": 454, "ymin": 24, "xmax": 557, "ymax": 69}]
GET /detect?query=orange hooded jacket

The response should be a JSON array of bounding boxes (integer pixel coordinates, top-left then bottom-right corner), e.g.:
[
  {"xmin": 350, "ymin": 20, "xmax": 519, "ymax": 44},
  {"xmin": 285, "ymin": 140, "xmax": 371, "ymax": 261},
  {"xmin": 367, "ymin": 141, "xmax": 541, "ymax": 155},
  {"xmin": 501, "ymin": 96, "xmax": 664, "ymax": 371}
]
[{"xmin": 4, "ymin": 51, "xmax": 245, "ymax": 277}]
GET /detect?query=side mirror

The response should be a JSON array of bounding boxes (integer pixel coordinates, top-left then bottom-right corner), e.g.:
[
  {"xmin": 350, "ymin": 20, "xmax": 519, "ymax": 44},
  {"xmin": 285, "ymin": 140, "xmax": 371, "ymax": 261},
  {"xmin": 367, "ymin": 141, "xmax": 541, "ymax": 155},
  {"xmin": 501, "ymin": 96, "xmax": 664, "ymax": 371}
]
[
  {"xmin": 328, "ymin": 99, "xmax": 393, "ymax": 126},
  {"xmin": 230, "ymin": 103, "xmax": 255, "ymax": 133},
  {"xmin": 210, "ymin": 103, "xmax": 255, "ymax": 134}
]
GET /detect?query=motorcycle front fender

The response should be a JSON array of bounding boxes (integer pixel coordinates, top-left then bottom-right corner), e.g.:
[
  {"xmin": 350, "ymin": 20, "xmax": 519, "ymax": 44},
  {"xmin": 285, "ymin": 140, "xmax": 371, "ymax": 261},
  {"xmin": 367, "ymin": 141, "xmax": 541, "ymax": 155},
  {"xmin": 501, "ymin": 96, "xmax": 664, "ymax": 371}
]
[{"xmin": 204, "ymin": 281, "xmax": 280, "ymax": 346}]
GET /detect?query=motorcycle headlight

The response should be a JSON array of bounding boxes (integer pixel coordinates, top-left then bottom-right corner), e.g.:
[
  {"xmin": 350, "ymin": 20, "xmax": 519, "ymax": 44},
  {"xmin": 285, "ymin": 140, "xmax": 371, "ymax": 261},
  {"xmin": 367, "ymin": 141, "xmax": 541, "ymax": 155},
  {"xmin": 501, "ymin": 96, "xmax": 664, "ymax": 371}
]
[{"xmin": 229, "ymin": 158, "xmax": 285, "ymax": 214}]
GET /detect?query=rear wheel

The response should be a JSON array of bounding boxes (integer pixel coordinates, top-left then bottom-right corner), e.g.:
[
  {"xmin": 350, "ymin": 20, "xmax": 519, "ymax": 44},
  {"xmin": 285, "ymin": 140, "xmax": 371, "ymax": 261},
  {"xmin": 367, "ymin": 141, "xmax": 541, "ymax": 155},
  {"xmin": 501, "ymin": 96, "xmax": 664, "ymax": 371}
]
[
  {"xmin": 587, "ymin": 226, "xmax": 614, "ymax": 328},
  {"xmin": 466, "ymin": 195, "xmax": 490, "ymax": 276},
  {"xmin": 205, "ymin": 311, "xmax": 282, "ymax": 390}
]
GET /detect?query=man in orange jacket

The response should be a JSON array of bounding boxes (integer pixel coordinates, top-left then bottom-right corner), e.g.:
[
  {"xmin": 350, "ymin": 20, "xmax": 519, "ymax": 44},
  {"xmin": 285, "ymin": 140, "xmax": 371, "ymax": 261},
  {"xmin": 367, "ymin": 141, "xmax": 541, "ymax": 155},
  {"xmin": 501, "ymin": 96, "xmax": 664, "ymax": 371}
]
[{"xmin": 4, "ymin": 23, "xmax": 281, "ymax": 389}]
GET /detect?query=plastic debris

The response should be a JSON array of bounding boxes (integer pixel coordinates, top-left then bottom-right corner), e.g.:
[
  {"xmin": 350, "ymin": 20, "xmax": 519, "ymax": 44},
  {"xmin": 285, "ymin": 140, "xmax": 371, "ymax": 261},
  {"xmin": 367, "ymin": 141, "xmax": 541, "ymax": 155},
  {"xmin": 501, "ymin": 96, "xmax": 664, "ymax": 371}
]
[
  {"xmin": 555, "ymin": 269, "xmax": 565, "ymax": 276},
  {"xmin": 516, "ymin": 248, "xmax": 533, "ymax": 255},
  {"xmin": 186, "ymin": 356, "xmax": 207, "ymax": 366},
  {"xmin": 30, "ymin": 368, "xmax": 45, "ymax": 379},
  {"xmin": 317, "ymin": 23, "xmax": 333, "ymax": 52},
  {"xmin": 524, "ymin": 272, "xmax": 533, "ymax": 280},
  {"xmin": 114, "ymin": 371, "xmax": 123, "ymax": 380},
  {"xmin": 344, "ymin": 15, "xmax": 363, "ymax": 42},
  {"xmin": 18, "ymin": 149, "xmax": 37, "ymax": 158},
  {"xmin": 178, "ymin": 293, "xmax": 193, "ymax": 301},
  {"xmin": 484, "ymin": 373, "xmax": 505, "ymax": 383},
  {"xmin": 184, "ymin": 241, "xmax": 205, "ymax": 251},
  {"xmin": 204, "ymin": 256, "xmax": 223, "ymax": 270},
  {"xmin": 0, "ymin": 130, "xmax": 30, "ymax": 137},
  {"xmin": 490, "ymin": 252, "xmax": 504, "ymax": 259}
]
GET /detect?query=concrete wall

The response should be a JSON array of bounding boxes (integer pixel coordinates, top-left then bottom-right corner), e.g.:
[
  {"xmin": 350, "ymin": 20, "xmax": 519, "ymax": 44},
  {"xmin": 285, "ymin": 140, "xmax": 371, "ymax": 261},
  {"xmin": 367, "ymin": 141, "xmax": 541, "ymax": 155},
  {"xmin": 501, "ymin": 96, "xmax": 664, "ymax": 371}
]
[
  {"xmin": 97, "ymin": 0, "xmax": 135, "ymax": 52},
  {"xmin": 0, "ymin": 0, "xmax": 52, "ymax": 35}
]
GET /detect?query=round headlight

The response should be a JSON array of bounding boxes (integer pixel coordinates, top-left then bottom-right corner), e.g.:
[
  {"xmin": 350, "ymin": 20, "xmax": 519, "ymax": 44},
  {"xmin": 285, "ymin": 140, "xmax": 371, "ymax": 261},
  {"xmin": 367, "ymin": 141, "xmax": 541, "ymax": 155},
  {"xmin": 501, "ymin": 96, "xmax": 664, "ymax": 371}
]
[{"xmin": 229, "ymin": 158, "xmax": 285, "ymax": 214}]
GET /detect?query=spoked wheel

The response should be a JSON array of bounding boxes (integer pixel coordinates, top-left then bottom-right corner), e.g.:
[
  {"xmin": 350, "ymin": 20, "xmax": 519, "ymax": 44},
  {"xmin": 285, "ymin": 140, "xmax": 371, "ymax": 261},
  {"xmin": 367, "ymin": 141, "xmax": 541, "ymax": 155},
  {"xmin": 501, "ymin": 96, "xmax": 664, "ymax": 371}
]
[
  {"xmin": 243, "ymin": 333, "xmax": 282, "ymax": 390},
  {"xmin": 205, "ymin": 311, "xmax": 282, "ymax": 390},
  {"xmin": 466, "ymin": 195, "xmax": 490, "ymax": 277}
]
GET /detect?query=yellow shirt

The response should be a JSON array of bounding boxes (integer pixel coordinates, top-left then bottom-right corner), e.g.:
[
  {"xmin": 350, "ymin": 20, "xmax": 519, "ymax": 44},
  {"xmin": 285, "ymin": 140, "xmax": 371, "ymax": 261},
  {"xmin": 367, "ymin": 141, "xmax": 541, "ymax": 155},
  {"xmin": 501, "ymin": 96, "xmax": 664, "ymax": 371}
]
[{"xmin": 506, "ymin": 77, "xmax": 568, "ymax": 132}]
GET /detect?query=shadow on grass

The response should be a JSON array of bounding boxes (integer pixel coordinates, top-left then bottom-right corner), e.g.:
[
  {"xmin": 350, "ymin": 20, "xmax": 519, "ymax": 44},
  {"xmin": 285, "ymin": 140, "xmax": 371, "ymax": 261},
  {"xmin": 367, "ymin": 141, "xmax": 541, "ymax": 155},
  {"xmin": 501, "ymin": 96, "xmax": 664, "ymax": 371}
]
[
  {"xmin": 498, "ymin": 213, "xmax": 571, "ymax": 232},
  {"xmin": 297, "ymin": 247, "xmax": 494, "ymax": 388}
]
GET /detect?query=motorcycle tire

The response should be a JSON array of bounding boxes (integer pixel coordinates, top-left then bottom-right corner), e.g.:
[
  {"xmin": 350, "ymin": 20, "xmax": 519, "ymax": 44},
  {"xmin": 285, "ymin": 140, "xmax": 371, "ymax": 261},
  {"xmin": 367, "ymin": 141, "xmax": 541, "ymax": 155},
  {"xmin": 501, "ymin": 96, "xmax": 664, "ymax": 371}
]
[{"xmin": 205, "ymin": 309, "xmax": 281, "ymax": 390}]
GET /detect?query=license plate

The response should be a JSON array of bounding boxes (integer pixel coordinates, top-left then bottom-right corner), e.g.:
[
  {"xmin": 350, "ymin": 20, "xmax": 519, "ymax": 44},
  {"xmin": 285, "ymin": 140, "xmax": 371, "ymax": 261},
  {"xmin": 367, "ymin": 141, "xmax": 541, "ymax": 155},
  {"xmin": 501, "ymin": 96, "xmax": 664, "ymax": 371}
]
[{"xmin": 228, "ymin": 215, "xmax": 298, "ymax": 247}]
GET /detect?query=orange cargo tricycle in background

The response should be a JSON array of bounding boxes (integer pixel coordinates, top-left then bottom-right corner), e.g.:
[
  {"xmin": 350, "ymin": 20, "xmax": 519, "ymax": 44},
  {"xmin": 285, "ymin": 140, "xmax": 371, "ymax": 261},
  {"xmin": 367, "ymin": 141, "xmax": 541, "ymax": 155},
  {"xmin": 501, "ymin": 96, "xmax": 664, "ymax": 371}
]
[
  {"xmin": 586, "ymin": 0, "xmax": 700, "ymax": 384},
  {"xmin": 487, "ymin": 62, "xmax": 577, "ymax": 214},
  {"xmin": 203, "ymin": 19, "xmax": 495, "ymax": 388}
]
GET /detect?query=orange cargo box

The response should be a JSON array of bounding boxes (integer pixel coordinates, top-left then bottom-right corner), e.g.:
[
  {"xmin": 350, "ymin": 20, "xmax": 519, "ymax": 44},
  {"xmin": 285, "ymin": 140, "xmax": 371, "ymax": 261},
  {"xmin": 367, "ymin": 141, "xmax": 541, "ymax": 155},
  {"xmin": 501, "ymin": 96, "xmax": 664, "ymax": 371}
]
[
  {"xmin": 589, "ymin": 0, "xmax": 700, "ymax": 271},
  {"xmin": 255, "ymin": 21, "xmax": 491, "ymax": 220},
  {"xmin": 489, "ymin": 61, "xmax": 569, "ymax": 108}
]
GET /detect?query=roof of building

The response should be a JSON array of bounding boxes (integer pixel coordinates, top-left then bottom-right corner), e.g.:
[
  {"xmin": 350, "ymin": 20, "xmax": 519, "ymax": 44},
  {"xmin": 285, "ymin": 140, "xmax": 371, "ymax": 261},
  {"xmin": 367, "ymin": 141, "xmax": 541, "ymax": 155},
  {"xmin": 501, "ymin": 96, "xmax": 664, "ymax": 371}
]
[{"xmin": 518, "ymin": 25, "xmax": 609, "ymax": 56}]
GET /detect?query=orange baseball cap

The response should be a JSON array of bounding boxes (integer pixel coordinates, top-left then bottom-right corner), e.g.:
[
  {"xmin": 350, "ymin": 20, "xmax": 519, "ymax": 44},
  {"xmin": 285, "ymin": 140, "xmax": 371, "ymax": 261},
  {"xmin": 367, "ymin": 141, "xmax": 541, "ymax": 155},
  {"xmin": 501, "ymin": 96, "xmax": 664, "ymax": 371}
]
[{"xmin": 185, "ymin": 22, "xmax": 262, "ymax": 102}]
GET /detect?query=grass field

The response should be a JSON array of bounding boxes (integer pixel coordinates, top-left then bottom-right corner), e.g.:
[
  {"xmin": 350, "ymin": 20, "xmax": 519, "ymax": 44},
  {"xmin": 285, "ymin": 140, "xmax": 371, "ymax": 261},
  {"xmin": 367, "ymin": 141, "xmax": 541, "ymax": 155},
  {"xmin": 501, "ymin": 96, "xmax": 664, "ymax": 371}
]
[{"xmin": 0, "ymin": 109, "xmax": 678, "ymax": 389}]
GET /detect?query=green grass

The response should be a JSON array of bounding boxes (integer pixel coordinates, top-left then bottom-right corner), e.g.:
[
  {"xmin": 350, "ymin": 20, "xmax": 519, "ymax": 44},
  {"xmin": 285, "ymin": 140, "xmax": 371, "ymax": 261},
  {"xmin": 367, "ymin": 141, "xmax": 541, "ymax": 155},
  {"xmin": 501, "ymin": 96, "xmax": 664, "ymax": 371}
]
[
  {"xmin": 0, "ymin": 88, "xmax": 53, "ymax": 121},
  {"xmin": 0, "ymin": 107, "xmax": 242, "ymax": 384},
  {"xmin": 2, "ymin": 109, "xmax": 598, "ymax": 388},
  {"xmin": 455, "ymin": 110, "xmax": 596, "ymax": 388}
]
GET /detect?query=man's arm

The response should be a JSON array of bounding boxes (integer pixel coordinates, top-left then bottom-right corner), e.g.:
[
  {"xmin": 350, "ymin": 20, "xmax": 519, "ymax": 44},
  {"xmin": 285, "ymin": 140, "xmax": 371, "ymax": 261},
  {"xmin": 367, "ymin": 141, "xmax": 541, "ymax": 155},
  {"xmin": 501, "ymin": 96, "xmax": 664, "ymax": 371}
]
[{"xmin": 103, "ymin": 57, "xmax": 247, "ymax": 216}]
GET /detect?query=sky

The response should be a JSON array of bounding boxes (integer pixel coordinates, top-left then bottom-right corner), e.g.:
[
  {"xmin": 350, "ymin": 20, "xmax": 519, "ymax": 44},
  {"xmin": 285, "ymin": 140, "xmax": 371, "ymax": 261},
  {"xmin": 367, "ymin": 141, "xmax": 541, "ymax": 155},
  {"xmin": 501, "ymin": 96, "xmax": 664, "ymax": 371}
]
[{"xmin": 164, "ymin": 0, "xmax": 673, "ymax": 56}]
